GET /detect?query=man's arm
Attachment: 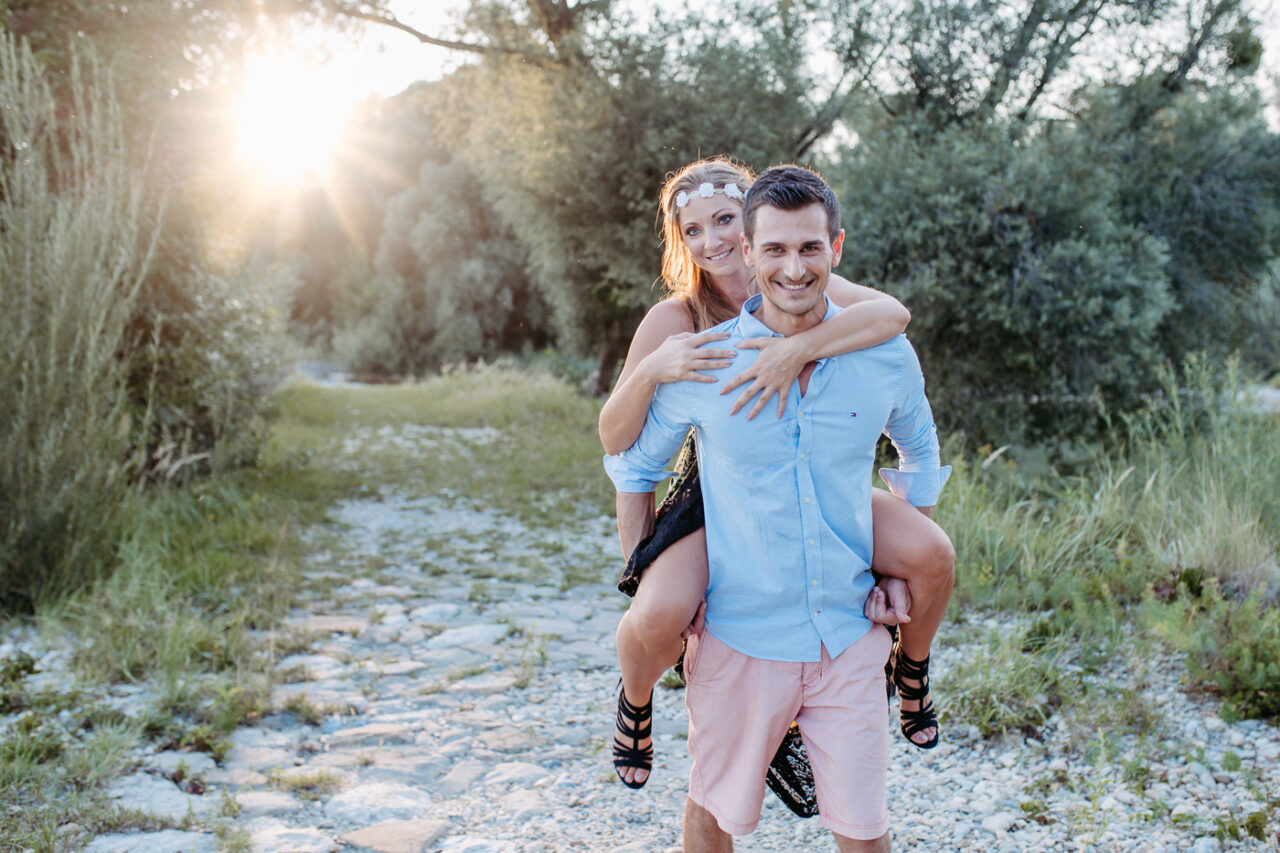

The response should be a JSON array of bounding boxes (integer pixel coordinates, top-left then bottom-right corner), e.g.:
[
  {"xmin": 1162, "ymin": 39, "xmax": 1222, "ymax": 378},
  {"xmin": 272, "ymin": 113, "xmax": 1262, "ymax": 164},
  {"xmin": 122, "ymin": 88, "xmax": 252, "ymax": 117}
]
[
  {"xmin": 615, "ymin": 490, "xmax": 657, "ymax": 560},
  {"xmin": 879, "ymin": 340, "xmax": 952, "ymax": 509},
  {"xmin": 603, "ymin": 381, "xmax": 697, "ymax": 558}
]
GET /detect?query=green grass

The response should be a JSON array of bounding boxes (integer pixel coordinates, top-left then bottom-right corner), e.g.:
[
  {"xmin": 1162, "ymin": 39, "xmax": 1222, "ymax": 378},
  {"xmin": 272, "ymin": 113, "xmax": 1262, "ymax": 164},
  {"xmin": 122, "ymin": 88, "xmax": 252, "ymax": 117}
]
[
  {"xmin": 4, "ymin": 357, "xmax": 1279, "ymax": 849},
  {"xmin": 0, "ymin": 363, "xmax": 610, "ymax": 851},
  {"xmin": 271, "ymin": 363, "xmax": 613, "ymax": 523}
]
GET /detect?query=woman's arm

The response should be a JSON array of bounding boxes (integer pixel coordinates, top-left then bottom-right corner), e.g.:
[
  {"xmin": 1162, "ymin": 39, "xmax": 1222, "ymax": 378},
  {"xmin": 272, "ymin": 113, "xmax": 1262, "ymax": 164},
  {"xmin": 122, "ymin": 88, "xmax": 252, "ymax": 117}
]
[
  {"xmin": 598, "ymin": 299, "xmax": 735, "ymax": 454},
  {"xmin": 720, "ymin": 275, "xmax": 910, "ymax": 419}
]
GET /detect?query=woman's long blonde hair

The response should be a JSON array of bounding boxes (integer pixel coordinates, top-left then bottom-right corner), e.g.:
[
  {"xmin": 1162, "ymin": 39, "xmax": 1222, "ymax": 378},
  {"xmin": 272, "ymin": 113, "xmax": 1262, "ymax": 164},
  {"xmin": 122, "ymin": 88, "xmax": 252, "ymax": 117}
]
[{"xmin": 658, "ymin": 157, "xmax": 755, "ymax": 332}]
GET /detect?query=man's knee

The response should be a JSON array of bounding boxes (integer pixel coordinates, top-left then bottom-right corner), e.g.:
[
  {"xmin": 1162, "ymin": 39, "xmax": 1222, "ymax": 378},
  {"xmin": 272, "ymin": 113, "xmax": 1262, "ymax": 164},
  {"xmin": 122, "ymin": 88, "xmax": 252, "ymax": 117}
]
[{"xmin": 834, "ymin": 830, "xmax": 890, "ymax": 853}]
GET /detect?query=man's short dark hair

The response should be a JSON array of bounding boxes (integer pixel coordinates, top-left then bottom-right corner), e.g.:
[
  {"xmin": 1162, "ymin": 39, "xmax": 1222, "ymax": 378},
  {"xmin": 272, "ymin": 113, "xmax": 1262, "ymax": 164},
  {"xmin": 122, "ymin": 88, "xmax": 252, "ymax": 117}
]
[{"xmin": 742, "ymin": 164, "xmax": 841, "ymax": 243}]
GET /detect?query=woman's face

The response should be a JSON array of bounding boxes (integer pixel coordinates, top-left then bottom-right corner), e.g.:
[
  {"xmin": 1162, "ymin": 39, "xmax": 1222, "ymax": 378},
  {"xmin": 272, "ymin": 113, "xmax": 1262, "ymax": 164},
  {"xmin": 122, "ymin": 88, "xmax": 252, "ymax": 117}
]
[{"xmin": 677, "ymin": 194, "xmax": 747, "ymax": 279}]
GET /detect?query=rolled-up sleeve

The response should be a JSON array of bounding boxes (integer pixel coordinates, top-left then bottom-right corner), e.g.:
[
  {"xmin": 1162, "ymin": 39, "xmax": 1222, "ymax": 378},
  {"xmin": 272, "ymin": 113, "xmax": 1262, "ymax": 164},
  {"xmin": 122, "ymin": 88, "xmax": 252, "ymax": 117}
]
[
  {"xmin": 880, "ymin": 339, "xmax": 951, "ymax": 507},
  {"xmin": 603, "ymin": 386, "xmax": 694, "ymax": 494}
]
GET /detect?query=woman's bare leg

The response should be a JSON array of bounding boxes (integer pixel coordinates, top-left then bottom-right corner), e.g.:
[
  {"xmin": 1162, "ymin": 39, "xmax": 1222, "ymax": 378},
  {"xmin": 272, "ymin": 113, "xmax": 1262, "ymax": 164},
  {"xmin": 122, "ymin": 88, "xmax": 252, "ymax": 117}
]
[
  {"xmin": 870, "ymin": 489, "xmax": 955, "ymax": 745},
  {"xmin": 614, "ymin": 528, "xmax": 709, "ymax": 786}
]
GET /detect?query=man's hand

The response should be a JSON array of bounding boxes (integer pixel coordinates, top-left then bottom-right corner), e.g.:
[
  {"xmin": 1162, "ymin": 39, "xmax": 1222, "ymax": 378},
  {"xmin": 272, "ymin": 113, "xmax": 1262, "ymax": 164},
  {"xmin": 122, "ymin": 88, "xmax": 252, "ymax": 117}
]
[
  {"xmin": 681, "ymin": 599, "xmax": 706, "ymax": 639},
  {"xmin": 719, "ymin": 336, "xmax": 807, "ymax": 419},
  {"xmin": 865, "ymin": 576, "xmax": 912, "ymax": 625}
]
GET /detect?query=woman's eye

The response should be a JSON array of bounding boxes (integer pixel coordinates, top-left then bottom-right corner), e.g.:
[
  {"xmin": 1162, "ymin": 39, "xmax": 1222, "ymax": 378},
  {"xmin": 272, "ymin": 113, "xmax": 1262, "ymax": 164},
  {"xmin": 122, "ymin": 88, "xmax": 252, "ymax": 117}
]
[{"xmin": 717, "ymin": 214, "xmax": 734, "ymax": 225}]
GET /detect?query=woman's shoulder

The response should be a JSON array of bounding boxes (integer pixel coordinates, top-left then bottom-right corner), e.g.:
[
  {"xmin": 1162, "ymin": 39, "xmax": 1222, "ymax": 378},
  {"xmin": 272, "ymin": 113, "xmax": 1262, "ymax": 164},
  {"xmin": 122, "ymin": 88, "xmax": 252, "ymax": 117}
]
[{"xmin": 638, "ymin": 297, "xmax": 697, "ymax": 336}]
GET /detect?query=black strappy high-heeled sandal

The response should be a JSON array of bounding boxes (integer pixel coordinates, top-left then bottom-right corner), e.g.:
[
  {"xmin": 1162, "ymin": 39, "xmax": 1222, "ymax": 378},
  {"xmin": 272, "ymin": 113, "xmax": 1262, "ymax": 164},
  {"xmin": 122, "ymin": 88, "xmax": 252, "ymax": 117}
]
[
  {"xmin": 613, "ymin": 684, "xmax": 654, "ymax": 789},
  {"xmin": 892, "ymin": 643, "xmax": 940, "ymax": 750}
]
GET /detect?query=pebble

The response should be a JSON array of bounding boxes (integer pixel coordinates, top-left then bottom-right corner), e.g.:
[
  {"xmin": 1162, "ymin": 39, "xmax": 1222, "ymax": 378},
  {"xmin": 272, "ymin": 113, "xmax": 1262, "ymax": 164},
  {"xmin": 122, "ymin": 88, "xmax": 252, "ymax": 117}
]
[{"xmin": 3, "ymin": 423, "xmax": 1278, "ymax": 852}]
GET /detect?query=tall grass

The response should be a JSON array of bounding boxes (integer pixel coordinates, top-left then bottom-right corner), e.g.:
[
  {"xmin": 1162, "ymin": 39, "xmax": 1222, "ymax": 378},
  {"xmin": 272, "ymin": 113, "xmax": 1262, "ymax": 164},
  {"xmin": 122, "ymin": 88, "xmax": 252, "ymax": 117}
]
[
  {"xmin": 940, "ymin": 356, "xmax": 1280, "ymax": 720},
  {"xmin": 0, "ymin": 37, "xmax": 159, "ymax": 608}
]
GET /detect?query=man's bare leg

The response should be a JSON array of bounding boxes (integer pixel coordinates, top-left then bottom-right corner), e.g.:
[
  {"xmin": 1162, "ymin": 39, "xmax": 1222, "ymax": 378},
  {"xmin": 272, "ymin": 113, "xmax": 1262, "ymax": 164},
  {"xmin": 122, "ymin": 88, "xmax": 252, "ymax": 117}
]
[
  {"xmin": 835, "ymin": 831, "xmax": 890, "ymax": 853},
  {"xmin": 683, "ymin": 798, "xmax": 732, "ymax": 853}
]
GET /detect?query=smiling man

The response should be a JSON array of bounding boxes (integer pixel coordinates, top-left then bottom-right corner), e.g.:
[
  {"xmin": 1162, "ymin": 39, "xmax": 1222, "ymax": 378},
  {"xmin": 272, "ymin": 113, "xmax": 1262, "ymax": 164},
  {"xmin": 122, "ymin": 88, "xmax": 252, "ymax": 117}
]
[{"xmin": 604, "ymin": 164, "xmax": 950, "ymax": 853}]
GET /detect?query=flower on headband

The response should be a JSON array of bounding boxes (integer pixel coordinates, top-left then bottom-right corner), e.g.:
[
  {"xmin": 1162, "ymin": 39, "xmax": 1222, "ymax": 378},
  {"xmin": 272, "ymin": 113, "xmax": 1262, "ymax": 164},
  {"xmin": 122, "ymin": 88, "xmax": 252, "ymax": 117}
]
[{"xmin": 673, "ymin": 181, "xmax": 748, "ymax": 212}]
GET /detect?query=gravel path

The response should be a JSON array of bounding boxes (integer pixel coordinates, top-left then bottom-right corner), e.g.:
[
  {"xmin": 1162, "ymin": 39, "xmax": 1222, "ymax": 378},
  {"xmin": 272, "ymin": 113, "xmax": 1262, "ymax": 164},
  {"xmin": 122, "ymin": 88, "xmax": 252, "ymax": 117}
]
[{"xmin": 9, "ymin": 422, "xmax": 1279, "ymax": 852}]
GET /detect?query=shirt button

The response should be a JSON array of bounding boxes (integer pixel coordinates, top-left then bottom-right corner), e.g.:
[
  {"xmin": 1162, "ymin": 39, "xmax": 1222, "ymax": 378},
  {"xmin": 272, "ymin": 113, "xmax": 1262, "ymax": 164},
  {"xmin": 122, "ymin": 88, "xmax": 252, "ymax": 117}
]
[
  {"xmin": 799, "ymin": 453, "xmax": 806, "ymax": 460},
  {"xmin": 808, "ymin": 539, "xmax": 815, "ymax": 545},
  {"xmin": 804, "ymin": 497, "xmax": 810, "ymax": 503},
  {"xmin": 811, "ymin": 580, "xmax": 818, "ymax": 586}
]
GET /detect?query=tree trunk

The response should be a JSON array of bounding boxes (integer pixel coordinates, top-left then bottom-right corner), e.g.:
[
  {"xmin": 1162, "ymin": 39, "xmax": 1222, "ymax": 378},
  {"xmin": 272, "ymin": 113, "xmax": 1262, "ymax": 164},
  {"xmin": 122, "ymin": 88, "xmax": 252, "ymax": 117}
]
[{"xmin": 585, "ymin": 319, "xmax": 627, "ymax": 398}]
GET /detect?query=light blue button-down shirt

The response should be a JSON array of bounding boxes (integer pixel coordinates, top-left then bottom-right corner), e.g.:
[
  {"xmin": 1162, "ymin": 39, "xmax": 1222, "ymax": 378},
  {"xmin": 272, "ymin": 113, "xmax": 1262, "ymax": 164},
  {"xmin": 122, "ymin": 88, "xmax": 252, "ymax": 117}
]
[{"xmin": 605, "ymin": 294, "xmax": 951, "ymax": 663}]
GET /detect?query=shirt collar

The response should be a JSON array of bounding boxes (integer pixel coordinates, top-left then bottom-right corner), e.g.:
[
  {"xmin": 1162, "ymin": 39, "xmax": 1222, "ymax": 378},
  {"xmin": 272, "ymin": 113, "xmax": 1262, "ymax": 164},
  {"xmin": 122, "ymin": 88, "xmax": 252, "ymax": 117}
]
[{"xmin": 738, "ymin": 293, "xmax": 840, "ymax": 338}]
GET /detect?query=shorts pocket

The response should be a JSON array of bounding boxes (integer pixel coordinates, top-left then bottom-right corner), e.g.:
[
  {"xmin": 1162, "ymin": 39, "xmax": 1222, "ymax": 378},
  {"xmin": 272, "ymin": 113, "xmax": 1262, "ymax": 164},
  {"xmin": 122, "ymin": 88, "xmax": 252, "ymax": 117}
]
[{"xmin": 683, "ymin": 630, "xmax": 705, "ymax": 682}]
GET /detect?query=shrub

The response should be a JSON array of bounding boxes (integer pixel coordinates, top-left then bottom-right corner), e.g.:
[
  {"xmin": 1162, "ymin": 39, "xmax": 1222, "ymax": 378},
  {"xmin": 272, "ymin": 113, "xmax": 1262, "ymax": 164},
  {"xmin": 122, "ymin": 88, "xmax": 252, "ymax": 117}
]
[
  {"xmin": 0, "ymin": 37, "xmax": 158, "ymax": 607},
  {"xmin": 1158, "ymin": 590, "xmax": 1280, "ymax": 720}
]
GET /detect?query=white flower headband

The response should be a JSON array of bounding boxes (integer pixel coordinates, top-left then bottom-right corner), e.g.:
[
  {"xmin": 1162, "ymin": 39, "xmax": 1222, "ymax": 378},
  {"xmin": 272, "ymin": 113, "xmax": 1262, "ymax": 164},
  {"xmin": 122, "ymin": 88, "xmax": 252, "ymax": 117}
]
[{"xmin": 673, "ymin": 181, "xmax": 746, "ymax": 212}]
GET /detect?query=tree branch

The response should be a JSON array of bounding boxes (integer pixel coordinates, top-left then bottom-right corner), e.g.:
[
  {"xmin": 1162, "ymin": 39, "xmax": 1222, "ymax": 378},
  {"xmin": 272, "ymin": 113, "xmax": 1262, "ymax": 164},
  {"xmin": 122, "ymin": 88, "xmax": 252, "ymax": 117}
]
[
  {"xmin": 322, "ymin": 1, "xmax": 560, "ymax": 65},
  {"xmin": 978, "ymin": 0, "xmax": 1052, "ymax": 115}
]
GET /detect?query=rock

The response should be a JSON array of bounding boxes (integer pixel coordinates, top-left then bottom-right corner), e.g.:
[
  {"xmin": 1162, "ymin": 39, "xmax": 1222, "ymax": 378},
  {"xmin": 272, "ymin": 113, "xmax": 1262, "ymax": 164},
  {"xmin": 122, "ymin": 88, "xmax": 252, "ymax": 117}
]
[
  {"xmin": 323, "ymin": 782, "xmax": 433, "ymax": 823},
  {"xmin": 277, "ymin": 653, "xmax": 346, "ymax": 679},
  {"xmin": 475, "ymin": 726, "xmax": 545, "ymax": 753},
  {"xmin": 499, "ymin": 788, "xmax": 549, "ymax": 821},
  {"xmin": 247, "ymin": 818, "xmax": 339, "ymax": 853},
  {"xmin": 447, "ymin": 672, "xmax": 518, "ymax": 695},
  {"xmin": 327, "ymin": 722, "xmax": 417, "ymax": 747},
  {"xmin": 149, "ymin": 750, "xmax": 217, "ymax": 777},
  {"xmin": 82, "ymin": 831, "xmax": 218, "ymax": 853},
  {"xmin": 485, "ymin": 762, "xmax": 552, "ymax": 787},
  {"xmin": 436, "ymin": 760, "xmax": 489, "ymax": 796},
  {"xmin": 980, "ymin": 812, "xmax": 1018, "ymax": 835},
  {"xmin": 438, "ymin": 836, "xmax": 518, "ymax": 853},
  {"xmin": 234, "ymin": 790, "xmax": 303, "ymax": 818},
  {"xmin": 410, "ymin": 603, "xmax": 464, "ymax": 622},
  {"xmin": 293, "ymin": 614, "xmax": 367, "ymax": 635},
  {"xmin": 426, "ymin": 624, "xmax": 511, "ymax": 649},
  {"xmin": 341, "ymin": 818, "xmax": 451, "ymax": 853},
  {"xmin": 104, "ymin": 773, "xmax": 214, "ymax": 821}
]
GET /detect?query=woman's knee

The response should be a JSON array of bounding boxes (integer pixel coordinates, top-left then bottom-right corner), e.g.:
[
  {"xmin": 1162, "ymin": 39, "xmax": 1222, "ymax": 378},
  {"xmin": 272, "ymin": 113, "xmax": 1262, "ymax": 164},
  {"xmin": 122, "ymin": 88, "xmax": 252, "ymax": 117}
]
[{"xmin": 627, "ymin": 594, "xmax": 696, "ymax": 645}]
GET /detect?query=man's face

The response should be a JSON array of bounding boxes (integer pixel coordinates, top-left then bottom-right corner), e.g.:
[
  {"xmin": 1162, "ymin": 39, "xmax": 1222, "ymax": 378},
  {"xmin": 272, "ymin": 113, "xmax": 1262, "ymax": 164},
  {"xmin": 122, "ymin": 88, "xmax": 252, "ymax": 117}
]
[{"xmin": 742, "ymin": 203, "xmax": 844, "ymax": 334}]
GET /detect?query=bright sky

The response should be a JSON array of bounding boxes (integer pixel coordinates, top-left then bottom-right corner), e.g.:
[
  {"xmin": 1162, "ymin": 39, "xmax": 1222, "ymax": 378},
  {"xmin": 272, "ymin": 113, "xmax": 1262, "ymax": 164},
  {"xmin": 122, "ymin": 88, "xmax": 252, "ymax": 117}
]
[{"xmin": 320, "ymin": 1, "xmax": 1278, "ymax": 119}]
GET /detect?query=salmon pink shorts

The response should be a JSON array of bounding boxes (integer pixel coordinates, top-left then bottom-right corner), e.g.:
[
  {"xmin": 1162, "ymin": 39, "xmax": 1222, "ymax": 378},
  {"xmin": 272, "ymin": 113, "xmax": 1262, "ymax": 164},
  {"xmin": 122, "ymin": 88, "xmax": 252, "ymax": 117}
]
[{"xmin": 683, "ymin": 625, "xmax": 892, "ymax": 839}]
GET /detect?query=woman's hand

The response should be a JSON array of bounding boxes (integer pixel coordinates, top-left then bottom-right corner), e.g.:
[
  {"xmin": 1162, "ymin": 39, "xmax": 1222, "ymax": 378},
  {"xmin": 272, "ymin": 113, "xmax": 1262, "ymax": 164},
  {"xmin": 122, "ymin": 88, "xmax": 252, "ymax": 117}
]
[
  {"xmin": 865, "ymin": 577, "xmax": 912, "ymax": 626},
  {"xmin": 719, "ymin": 336, "xmax": 808, "ymax": 418},
  {"xmin": 641, "ymin": 330, "xmax": 735, "ymax": 384}
]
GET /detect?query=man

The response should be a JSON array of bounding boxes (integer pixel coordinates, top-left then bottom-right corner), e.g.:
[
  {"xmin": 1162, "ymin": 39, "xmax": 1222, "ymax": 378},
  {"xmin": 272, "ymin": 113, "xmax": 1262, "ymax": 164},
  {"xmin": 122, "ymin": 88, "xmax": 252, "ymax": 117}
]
[{"xmin": 604, "ymin": 165, "xmax": 950, "ymax": 852}]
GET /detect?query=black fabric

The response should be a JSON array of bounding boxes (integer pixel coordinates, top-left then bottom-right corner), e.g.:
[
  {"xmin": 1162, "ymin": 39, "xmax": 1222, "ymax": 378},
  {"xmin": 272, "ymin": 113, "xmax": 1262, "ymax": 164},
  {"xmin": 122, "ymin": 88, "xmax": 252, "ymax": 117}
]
[
  {"xmin": 617, "ymin": 433, "xmax": 703, "ymax": 597},
  {"xmin": 765, "ymin": 723, "xmax": 820, "ymax": 818}
]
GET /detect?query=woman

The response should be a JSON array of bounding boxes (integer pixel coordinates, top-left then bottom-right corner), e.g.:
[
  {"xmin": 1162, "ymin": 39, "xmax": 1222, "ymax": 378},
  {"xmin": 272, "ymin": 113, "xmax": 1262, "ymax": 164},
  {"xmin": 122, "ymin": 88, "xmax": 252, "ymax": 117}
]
[{"xmin": 603, "ymin": 158, "xmax": 956, "ymax": 790}]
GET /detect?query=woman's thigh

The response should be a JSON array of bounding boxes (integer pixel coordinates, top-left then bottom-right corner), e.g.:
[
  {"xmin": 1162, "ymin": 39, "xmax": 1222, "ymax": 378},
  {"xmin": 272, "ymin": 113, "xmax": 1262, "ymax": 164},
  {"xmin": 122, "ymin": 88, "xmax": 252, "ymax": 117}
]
[
  {"xmin": 869, "ymin": 489, "xmax": 952, "ymax": 580},
  {"xmin": 628, "ymin": 528, "xmax": 709, "ymax": 633}
]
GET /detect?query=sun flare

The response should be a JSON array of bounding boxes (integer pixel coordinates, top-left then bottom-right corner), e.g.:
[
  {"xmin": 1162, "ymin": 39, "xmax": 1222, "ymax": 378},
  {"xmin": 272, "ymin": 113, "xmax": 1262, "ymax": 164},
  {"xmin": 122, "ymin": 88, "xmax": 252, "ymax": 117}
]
[{"xmin": 232, "ymin": 53, "xmax": 353, "ymax": 182}]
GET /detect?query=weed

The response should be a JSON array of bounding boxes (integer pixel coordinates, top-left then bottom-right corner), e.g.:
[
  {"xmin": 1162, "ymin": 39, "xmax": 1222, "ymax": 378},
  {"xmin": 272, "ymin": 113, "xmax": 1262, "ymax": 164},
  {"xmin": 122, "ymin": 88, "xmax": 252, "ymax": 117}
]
[
  {"xmin": 266, "ymin": 768, "xmax": 343, "ymax": 801},
  {"xmin": 283, "ymin": 692, "xmax": 326, "ymax": 726},
  {"xmin": 946, "ymin": 629, "xmax": 1070, "ymax": 737},
  {"xmin": 1020, "ymin": 800, "xmax": 1053, "ymax": 824}
]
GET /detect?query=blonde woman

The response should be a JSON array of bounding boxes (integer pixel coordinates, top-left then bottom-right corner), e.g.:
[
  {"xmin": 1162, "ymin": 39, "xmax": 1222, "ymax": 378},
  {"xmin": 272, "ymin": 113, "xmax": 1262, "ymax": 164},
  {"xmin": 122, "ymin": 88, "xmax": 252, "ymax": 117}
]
[{"xmin": 604, "ymin": 158, "xmax": 955, "ymax": 791}]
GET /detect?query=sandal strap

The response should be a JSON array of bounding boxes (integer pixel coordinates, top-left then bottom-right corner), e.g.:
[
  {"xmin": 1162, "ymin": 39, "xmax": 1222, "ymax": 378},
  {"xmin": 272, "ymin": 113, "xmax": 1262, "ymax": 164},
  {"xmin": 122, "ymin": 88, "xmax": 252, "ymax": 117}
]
[
  {"xmin": 613, "ymin": 685, "xmax": 654, "ymax": 788},
  {"xmin": 892, "ymin": 647, "xmax": 931, "ymax": 701}
]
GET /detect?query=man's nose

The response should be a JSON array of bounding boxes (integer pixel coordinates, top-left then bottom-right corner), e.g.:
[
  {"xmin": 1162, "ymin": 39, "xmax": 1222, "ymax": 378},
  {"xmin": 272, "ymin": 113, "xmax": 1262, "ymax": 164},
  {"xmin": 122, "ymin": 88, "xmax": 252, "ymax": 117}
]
[{"xmin": 782, "ymin": 252, "xmax": 804, "ymax": 279}]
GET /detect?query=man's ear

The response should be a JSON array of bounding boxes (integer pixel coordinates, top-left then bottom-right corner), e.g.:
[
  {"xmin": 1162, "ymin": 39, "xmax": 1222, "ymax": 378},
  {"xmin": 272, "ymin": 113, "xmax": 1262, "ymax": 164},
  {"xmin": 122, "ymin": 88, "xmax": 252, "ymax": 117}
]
[
  {"xmin": 831, "ymin": 230, "xmax": 845, "ymax": 266},
  {"xmin": 741, "ymin": 233, "xmax": 755, "ymax": 267}
]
